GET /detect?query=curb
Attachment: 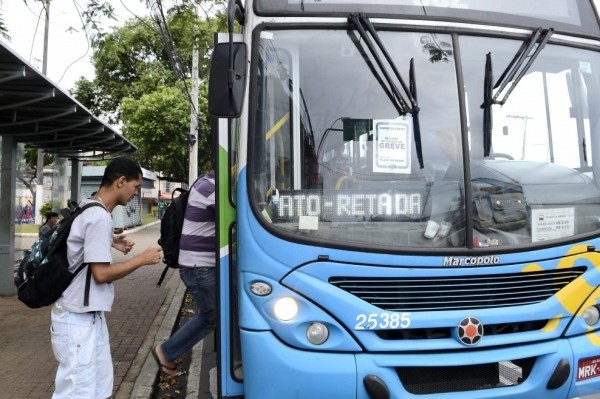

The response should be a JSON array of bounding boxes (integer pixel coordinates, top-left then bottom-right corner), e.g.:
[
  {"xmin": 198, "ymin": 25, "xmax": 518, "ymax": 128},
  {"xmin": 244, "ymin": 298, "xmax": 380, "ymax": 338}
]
[
  {"xmin": 187, "ymin": 332, "xmax": 204, "ymax": 398},
  {"xmin": 128, "ymin": 274, "xmax": 186, "ymax": 399}
]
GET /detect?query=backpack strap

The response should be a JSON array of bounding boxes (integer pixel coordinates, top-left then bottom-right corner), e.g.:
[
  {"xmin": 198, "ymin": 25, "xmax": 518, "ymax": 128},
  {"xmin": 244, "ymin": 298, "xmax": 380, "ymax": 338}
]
[
  {"xmin": 156, "ymin": 265, "xmax": 170, "ymax": 288},
  {"xmin": 84, "ymin": 265, "xmax": 92, "ymax": 307},
  {"xmin": 79, "ymin": 201, "xmax": 107, "ymax": 212},
  {"xmin": 72, "ymin": 202, "xmax": 108, "ymax": 307}
]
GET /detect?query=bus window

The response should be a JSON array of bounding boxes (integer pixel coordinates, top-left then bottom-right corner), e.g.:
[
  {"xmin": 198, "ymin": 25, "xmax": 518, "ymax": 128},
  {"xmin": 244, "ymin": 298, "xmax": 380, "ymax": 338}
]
[
  {"xmin": 250, "ymin": 25, "xmax": 600, "ymax": 251},
  {"xmin": 252, "ymin": 29, "xmax": 463, "ymax": 250},
  {"xmin": 254, "ymin": 47, "xmax": 293, "ymax": 200}
]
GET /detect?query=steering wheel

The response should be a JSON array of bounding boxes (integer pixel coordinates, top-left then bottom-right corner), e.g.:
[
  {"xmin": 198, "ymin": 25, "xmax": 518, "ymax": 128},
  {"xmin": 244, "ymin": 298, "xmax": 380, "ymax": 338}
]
[
  {"xmin": 336, "ymin": 175, "xmax": 354, "ymax": 189},
  {"xmin": 488, "ymin": 153, "xmax": 514, "ymax": 160}
]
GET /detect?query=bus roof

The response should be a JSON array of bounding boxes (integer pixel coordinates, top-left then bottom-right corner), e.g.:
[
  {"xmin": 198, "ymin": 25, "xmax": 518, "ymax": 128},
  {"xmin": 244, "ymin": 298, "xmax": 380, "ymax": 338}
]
[{"xmin": 254, "ymin": 0, "xmax": 600, "ymax": 39}]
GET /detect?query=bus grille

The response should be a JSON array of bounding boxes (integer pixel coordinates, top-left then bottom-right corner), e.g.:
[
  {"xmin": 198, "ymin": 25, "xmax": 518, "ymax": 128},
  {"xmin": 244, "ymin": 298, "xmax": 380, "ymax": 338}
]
[
  {"xmin": 397, "ymin": 357, "xmax": 535, "ymax": 394},
  {"xmin": 329, "ymin": 267, "xmax": 585, "ymax": 311},
  {"xmin": 376, "ymin": 319, "xmax": 548, "ymax": 340}
]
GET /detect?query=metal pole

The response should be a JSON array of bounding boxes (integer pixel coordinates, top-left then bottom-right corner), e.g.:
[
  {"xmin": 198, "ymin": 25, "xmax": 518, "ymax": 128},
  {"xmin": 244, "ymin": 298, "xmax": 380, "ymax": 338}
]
[
  {"xmin": 507, "ymin": 114, "xmax": 533, "ymax": 160},
  {"xmin": 188, "ymin": 4, "xmax": 200, "ymax": 184},
  {"xmin": 42, "ymin": 1, "xmax": 49, "ymax": 75},
  {"xmin": 35, "ymin": 0, "xmax": 50, "ymax": 224}
]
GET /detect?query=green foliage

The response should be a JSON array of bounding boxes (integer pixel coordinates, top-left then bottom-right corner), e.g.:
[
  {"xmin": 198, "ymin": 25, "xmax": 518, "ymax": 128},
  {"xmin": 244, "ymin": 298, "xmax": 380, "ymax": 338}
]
[
  {"xmin": 24, "ymin": 147, "xmax": 53, "ymax": 170},
  {"xmin": 79, "ymin": 0, "xmax": 116, "ymax": 33},
  {"xmin": 121, "ymin": 86, "xmax": 190, "ymax": 182},
  {"xmin": 0, "ymin": 1, "xmax": 228, "ymax": 183},
  {"xmin": 71, "ymin": 2, "xmax": 228, "ymax": 181},
  {"xmin": 39, "ymin": 201, "xmax": 53, "ymax": 218},
  {"xmin": 72, "ymin": 6, "xmax": 220, "ymax": 124}
]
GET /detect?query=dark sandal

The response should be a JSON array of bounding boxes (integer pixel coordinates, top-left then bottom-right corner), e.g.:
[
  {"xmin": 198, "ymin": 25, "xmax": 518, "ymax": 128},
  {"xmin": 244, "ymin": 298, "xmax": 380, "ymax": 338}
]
[{"xmin": 152, "ymin": 346, "xmax": 177, "ymax": 376}]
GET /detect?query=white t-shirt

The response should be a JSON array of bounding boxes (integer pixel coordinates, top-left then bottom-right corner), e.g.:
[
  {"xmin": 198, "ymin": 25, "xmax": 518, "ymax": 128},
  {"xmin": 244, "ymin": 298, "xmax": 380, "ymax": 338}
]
[{"xmin": 55, "ymin": 199, "xmax": 114, "ymax": 313}]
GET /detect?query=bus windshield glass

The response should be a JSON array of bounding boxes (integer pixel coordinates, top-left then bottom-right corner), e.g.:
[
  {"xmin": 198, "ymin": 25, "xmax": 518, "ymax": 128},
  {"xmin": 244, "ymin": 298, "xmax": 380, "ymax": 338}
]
[{"xmin": 250, "ymin": 26, "xmax": 600, "ymax": 251}]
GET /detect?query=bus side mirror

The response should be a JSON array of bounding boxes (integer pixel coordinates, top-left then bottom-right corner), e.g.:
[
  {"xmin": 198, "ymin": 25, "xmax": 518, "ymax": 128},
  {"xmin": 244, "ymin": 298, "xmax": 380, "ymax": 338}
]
[{"xmin": 209, "ymin": 42, "xmax": 247, "ymax": 118}]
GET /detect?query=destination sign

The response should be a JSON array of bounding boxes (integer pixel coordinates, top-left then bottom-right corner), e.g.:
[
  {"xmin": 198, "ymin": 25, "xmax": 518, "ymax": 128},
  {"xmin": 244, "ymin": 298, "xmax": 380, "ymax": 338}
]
[{"xmin": 272, "ymin": 189, "xmax": 424, "ymax": 220}]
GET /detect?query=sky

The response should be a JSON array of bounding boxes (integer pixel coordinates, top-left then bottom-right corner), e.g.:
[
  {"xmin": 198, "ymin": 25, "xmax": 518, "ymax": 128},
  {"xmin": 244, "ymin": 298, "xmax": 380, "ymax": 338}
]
[{"xmin": 2, "ymin": 0, "xmax": 152, "ymax": 92}]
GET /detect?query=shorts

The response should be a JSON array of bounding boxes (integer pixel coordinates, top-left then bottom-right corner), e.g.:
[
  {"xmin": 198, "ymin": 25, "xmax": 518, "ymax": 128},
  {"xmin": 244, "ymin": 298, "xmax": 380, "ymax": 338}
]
[{"xmin": 50, "ymin": 305, "xmax": 113, "ymax": 399}]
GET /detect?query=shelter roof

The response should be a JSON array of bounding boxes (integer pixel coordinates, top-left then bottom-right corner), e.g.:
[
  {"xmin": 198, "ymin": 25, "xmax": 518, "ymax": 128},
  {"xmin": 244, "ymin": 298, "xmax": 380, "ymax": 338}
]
[{"xmin": 0, "ymin": 41, "xmax": 136, "ymax": 160}]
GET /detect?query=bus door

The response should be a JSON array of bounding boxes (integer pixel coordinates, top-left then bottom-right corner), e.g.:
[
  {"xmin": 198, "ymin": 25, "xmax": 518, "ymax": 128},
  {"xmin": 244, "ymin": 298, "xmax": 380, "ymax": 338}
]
[
  {"xmin": 209, "ymin": 25, "xmax": 247, "ymax": 397},
  {"xmin": 214, "ymin": 117, "xmax": 244, "ymax": 398}
]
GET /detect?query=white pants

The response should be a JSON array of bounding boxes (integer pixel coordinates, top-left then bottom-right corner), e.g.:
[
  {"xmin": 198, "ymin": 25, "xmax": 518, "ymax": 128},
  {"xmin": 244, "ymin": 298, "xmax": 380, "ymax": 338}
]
[{"xmin": 50, "ymin": 305, "xmax": 113, "ymax": 399}]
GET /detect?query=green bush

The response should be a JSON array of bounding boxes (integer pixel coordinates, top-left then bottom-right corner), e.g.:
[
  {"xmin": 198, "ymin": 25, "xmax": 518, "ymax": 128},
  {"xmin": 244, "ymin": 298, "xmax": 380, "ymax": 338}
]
[{"xmin": 39, "ymin": 201, "xmax": 53, "ymax": 218}]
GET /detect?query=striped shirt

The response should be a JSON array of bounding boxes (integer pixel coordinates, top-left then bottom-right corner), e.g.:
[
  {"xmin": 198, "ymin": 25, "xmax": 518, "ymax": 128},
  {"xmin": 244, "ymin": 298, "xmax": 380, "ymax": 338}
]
[{"xmin": 178, "ymin": 172, "xmax": 216, "ymax": 268}]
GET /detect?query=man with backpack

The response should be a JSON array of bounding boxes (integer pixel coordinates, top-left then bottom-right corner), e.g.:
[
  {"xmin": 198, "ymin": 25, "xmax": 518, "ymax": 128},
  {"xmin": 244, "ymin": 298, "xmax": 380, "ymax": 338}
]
[
  {"xmin": 50, "ymin": 157, "xmax": 163, "ymax": 399},
  {"xmin": 152, "ymin": 168, "xmax": 216, "ymax": 377}
]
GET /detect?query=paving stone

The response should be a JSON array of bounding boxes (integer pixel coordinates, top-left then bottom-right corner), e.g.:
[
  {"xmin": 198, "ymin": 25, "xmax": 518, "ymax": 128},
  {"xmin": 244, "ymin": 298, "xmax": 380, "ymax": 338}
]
[{"xmin": 0, "ymin": 222, "xmax": 178, "ymax": 399}]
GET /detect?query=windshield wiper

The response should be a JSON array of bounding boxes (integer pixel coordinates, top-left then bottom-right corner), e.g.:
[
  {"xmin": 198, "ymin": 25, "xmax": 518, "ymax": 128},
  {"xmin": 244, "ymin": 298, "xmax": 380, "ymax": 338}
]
[
  {"xmin": 409, "ymin": 58, "xmax": 423, "ymax": 168},
  {"xmin": 482, "ymin": 27, "xmax": 553, "ymax": 157},
  {"xmin": 348, "ymin": 13, "xmax": 424, "ymax": 167},
  {"xmin": 482, "ymin": 52, "xmax": 493, "ymax": 157},
  {"xmin": 494, "ymin": 28, "xmax": 553, "ymax": 105},
  {"xmin": 349, "ymin": 14, "xmax": 417, "ymax": 114}
]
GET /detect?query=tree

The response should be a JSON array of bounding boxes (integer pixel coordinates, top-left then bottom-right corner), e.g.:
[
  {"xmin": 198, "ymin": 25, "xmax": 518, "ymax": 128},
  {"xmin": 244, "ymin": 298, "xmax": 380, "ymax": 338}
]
[
  {"xmin": 17, "ymin": 148, "xmax": 53, "ymax": 198},
  {"xmin": 2, "ymin": 0, "xmax": 227, "ymax": 182},
  {"xmin": 121, "ymin": 86, "xmax": 190, "ymax": 182},
  {"xmin": 72, "ymin": 3, "xmax": 226, "ymax": 181}
]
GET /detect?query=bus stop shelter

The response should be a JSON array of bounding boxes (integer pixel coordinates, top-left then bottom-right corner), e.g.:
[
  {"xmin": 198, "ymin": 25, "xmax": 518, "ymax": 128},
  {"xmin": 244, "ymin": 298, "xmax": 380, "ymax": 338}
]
[{"xmin": 0, "ymin": 41, "xmax": 137, "ymax": 296}]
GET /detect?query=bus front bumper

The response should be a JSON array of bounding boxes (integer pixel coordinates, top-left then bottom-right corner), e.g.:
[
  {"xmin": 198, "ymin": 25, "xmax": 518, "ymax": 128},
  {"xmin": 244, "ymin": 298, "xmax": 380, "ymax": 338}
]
[{"xmin": 240, "ymin": 329, "xmax": 600, "ymax": 399}]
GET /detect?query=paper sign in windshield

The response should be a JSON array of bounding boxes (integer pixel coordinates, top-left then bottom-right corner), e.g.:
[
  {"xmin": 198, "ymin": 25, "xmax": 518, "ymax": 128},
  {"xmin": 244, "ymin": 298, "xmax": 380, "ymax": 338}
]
[
  {"xmin": 373, "ymin": 120, "xmax": 411, "ymax": 174},
  {"xmin": 531, "ymin": 207, "xmax": 574, "ymax": 242}
]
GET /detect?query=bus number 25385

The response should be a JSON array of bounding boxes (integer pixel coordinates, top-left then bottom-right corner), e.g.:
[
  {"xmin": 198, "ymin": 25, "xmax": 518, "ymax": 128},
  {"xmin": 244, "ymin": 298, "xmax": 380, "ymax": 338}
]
[{"xmin": 355, "ymin": 312, "xmax": 412, "ymax": 330}]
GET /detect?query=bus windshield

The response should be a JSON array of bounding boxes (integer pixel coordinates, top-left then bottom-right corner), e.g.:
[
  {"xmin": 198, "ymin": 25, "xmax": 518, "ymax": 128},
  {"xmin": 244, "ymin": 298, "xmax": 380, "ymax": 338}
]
[{"xmin": 250, "ymin": 26, "xmax": 600, "ymax": 251}]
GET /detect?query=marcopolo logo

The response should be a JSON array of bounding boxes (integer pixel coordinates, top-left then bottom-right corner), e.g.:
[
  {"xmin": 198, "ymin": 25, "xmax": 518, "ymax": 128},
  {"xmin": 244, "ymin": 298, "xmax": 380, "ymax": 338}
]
[
  {"xmin": 457, "ymin": 317, "xmax": 484, "ymax": 346},
  {"xmin": 443, "ymin": 256, "xmax": 500, "ymax": 266}
]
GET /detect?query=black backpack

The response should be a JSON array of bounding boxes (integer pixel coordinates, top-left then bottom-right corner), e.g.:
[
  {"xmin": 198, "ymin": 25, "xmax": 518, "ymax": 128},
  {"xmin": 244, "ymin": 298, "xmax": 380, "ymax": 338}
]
[
  {"xmin": 14, "ymin": 202, "xmax": 104, "ymax": 309},
  {"xmin": 156, "ymin": 182, "xmax": 194, "ymax": 287}
]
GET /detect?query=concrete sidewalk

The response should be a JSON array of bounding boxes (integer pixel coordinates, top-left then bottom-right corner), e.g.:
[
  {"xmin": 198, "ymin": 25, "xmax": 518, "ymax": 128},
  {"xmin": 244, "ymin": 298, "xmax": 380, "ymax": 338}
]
[{"xmin": 0, "ymin": 221, "xmax": 208, "ymax": 399}]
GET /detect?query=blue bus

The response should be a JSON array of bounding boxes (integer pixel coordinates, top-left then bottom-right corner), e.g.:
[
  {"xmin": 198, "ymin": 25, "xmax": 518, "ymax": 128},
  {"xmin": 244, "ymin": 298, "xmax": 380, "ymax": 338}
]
[{"xmin": 208, "ymin": 1, "xmax": 600, "ymax": 397}]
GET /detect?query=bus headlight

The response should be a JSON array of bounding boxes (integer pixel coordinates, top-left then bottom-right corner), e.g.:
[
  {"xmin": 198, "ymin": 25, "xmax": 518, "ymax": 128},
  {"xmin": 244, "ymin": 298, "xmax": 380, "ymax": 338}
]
[
  {"xmin": 306, "ymin": 322, "xmax": 329, "ymax": 345},
  {"xmin": 250, "ymin": 281, "xmax": 272, "ymax": 296},
  {"xmin": 583, "ymin": 306, "xmax": 600, "ymax": 326},
  {"xmin": 273, "ymin": 297, "xmax": 298, "ymax": 321}
]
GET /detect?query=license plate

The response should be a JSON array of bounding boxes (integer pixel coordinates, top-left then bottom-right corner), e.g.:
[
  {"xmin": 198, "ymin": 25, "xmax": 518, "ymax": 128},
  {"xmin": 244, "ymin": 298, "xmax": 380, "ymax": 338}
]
[{"xmin": 577, "ymin": 356, "xmax": 600, "ymax": 381}]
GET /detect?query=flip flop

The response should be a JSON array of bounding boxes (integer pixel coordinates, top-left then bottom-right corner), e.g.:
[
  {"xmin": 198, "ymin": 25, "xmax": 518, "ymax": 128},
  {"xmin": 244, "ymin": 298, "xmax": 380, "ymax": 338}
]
[{"xmin": 152, "ymin": 346, "xmax": 178, "ymax": 377}]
